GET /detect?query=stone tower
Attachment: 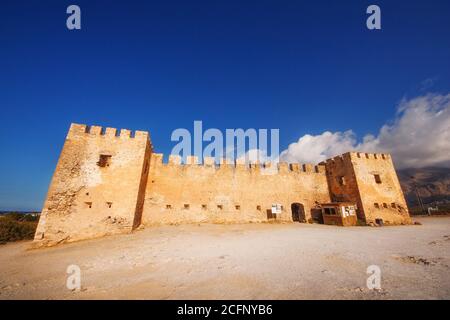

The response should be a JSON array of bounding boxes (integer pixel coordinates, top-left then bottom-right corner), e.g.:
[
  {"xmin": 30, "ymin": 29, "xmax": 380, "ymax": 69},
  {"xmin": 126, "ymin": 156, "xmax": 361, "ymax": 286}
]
[
  {"xmin": 34, "ymin": 123, "xmax": 152, "ymax": 246},
  {"xmin": 324, "ymin": 152, "xmax": 411, "ymax": 225}
]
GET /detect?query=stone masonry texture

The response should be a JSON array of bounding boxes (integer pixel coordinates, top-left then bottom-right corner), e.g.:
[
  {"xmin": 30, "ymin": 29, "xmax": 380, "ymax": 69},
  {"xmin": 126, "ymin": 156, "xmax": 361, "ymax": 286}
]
[{"xmin": 34, "ymin": 123, "xmax": 411, "ymax": 246}]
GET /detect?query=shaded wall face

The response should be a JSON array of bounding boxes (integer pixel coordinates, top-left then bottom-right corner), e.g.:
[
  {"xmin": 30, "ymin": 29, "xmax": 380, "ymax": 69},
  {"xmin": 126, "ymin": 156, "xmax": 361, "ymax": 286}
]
[
  {"xmin": 324, "ymin": 154, "xmax": 365, "ymax": 220},
  {"xmin": 34, "ymin": 124, "xmax": 150, "ymax": 246},
  {"xmin": 142, "ymin": 155, "xmax": 331, "ymax": 224},
  {"xmin": 132, "ymin": 140, "xmax": 152, "ymax": 229},
  {"xmin": 349, "ymin": 153, "xmax": 411, "ymax": 224}
]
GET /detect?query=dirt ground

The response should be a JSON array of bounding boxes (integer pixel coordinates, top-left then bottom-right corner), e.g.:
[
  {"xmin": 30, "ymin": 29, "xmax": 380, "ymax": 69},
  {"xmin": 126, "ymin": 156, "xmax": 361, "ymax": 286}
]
[{"xmin": 0, "ymin": 216, "xmax": 449, "ymax": 300}]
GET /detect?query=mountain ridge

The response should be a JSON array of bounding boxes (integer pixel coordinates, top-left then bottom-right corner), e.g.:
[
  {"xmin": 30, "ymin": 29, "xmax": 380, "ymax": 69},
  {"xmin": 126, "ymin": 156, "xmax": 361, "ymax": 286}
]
[{"xmin": 397, "ymin": 167, "xmax": 450, "ymax": 207}]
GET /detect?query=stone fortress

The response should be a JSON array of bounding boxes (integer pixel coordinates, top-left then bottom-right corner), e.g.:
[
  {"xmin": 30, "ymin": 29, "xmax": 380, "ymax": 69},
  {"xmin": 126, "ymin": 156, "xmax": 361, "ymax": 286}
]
[{"xmin": 34, "ymin": 123, "xmax": 411, "ymax": 246}]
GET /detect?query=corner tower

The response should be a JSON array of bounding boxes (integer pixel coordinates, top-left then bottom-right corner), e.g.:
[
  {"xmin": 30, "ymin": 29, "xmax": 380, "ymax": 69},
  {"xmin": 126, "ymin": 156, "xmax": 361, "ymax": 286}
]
[
  {"xmin": 34, "ymin": 123, "xmax": 152, "ymax": 246},
  {"xmin": 324, "ymin": 152, "xmax": 411, "ymax": 225}
]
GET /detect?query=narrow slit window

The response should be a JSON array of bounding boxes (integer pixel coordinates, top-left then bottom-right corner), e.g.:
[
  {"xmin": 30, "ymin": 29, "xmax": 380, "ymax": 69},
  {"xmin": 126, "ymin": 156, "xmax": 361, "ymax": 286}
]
[{"xmin": 374, "ymin": 174, "xmax": 382, "ymax": 184}]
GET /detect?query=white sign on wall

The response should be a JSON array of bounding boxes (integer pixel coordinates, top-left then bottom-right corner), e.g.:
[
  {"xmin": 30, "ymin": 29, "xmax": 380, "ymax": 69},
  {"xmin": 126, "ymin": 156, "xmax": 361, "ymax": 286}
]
[{"xmin": 271, "ymin": 204, "xmax": 282, "ymax": 214}]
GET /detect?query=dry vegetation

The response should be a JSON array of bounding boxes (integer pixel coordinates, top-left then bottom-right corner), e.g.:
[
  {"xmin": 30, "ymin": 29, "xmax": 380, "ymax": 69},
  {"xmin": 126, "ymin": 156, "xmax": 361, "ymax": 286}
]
[{"xmin": 0, "ymin": 213, "xmax": 39, "ymax": 244}]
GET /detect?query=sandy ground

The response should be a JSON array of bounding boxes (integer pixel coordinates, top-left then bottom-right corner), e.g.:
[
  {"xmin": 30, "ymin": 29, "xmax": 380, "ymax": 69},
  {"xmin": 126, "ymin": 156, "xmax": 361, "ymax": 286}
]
[{"xmin": 0, "ymin": 216, "xmax": 449, "ymax": 300}]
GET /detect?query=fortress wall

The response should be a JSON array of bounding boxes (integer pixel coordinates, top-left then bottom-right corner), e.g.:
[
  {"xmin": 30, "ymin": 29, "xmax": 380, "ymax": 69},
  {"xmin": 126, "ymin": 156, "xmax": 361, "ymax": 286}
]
[
  {"xmin": 34, "ymin": 123, "xmax": 413, "ymax": 247},
  {"xmin": 347, "ymin": 152, "xmax": 411, "ymax": 225},
  {"xmin": 34, "ymin": 123, "xmax": 151, "ymax": 246},
  {"xmin": 142, "ymin": 154, "xmax": 331, "ymax": 225}
]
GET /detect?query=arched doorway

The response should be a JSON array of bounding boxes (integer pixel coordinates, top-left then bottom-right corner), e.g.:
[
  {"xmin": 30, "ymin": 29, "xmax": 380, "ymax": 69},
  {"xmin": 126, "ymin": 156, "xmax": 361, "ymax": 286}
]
[{"xmin": 291, "ymin": 203, "xmax": 306, "ymax": 222}]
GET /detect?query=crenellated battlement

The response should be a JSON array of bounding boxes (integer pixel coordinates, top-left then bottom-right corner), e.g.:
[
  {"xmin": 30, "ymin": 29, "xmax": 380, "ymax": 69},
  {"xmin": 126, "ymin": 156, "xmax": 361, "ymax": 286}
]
[
  {"xmin": 350, "ymin": 151, "xmax": 391, "ymax": 160},
  {"xmin": 324, "ymin": 152, "xmax": 391, "ymax": 166},
  {"xmin": 67, "ymin": 123, "xmax": 151, "ymax": 143},
  {"xmin": 151, "ymin": 153, "xmax": 325, "ymax": 174}
]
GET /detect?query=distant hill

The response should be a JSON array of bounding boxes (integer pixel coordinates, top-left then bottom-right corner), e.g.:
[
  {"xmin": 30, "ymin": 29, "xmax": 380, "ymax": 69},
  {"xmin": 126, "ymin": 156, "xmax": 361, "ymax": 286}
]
[{"xmin": 397, "ymin": 167, "xmax": 450, "ymax": 208}]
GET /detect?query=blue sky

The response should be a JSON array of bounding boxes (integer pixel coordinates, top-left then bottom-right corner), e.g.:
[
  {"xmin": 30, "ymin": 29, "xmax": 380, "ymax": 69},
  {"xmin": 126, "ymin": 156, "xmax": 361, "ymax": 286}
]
[{"xmin": 1, "ymin": 0, "xmax": 450, "ymax": 210}]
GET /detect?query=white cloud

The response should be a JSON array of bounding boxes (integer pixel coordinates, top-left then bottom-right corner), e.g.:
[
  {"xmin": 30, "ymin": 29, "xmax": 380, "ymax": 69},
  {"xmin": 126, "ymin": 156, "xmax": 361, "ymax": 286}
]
[
  {"xmin": 280, "ymin": 93, "xmax": 450, "ymax": 169},
  {"xmin": 280, "ymin": 131, "xmax": 357, "ymax": 164}
]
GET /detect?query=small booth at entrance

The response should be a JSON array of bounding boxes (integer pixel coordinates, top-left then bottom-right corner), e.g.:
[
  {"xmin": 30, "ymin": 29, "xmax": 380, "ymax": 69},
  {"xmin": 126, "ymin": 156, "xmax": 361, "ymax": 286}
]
[{"xmin": 320, "ymin": 202, "xmax": 357, "ymax": 226}]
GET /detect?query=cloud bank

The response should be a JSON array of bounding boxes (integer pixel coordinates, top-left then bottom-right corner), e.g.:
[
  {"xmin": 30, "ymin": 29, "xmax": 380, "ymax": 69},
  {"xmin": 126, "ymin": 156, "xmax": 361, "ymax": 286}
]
[{"xmin": 280, "ymin": 93, "xmax": 450, "ymax": 169}]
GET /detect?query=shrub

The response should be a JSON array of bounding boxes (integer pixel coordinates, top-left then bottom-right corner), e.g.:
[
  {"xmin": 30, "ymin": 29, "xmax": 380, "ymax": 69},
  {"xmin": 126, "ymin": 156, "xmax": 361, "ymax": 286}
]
[{"xmin": 0, "ymin": 215, "xmax": 38, "ymax": 244}]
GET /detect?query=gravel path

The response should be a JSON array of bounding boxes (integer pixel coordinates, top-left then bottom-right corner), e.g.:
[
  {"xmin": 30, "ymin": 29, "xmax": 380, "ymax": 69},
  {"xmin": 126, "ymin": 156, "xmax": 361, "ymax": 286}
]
[{"xmin": 1, "ymin": 217, "xmax": 449, "ymax": 299}]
